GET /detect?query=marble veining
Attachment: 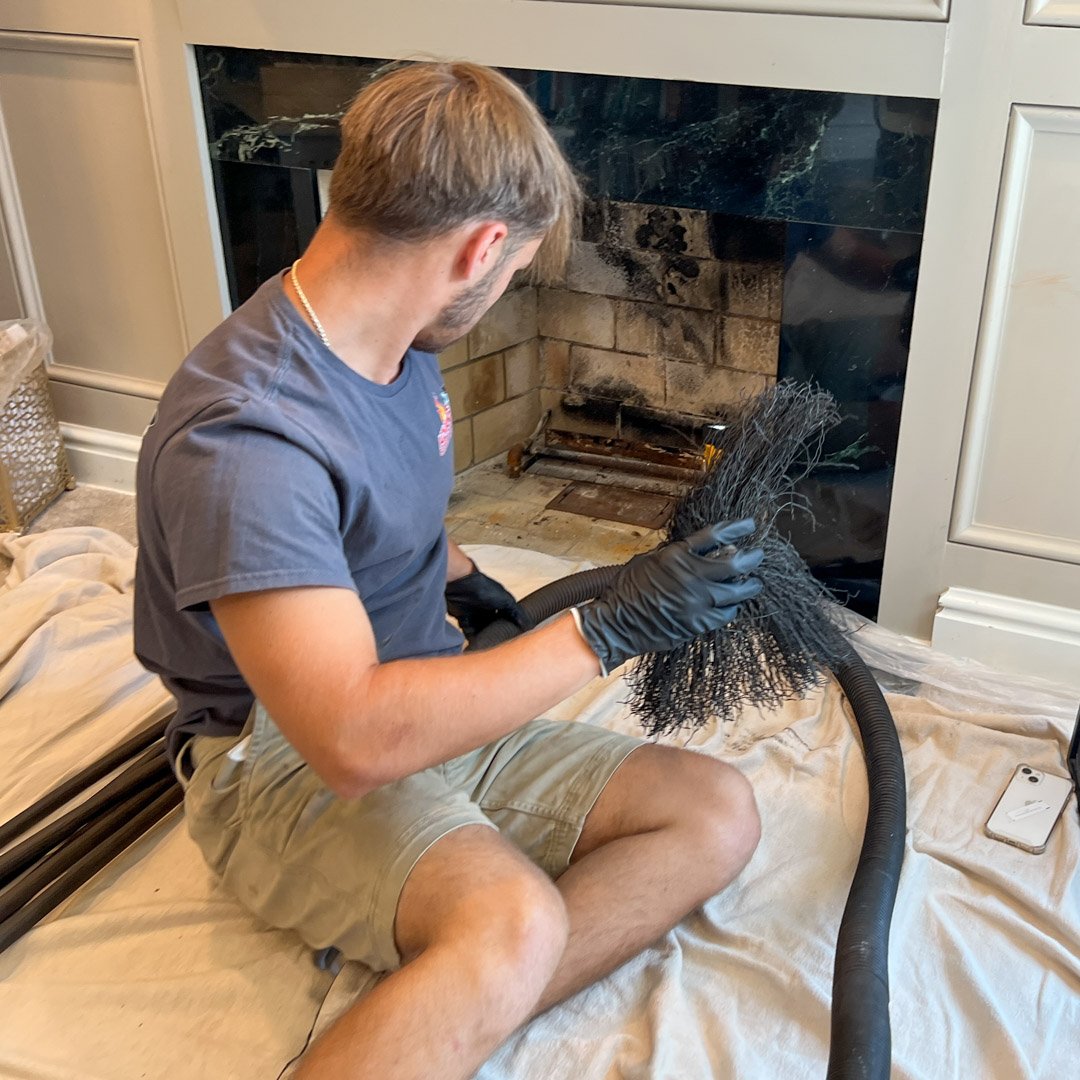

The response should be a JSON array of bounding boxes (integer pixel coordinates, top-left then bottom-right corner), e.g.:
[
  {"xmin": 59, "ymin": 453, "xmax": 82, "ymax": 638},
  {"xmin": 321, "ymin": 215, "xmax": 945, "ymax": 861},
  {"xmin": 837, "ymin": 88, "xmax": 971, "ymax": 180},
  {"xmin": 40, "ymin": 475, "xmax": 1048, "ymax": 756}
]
[
  {"xmin": 197, "ymin": 48, "xmax": 936, "ymax": 234},
  {"xmin": 211, "ymin": 113, "xmax": 344, "ymax": 163}
]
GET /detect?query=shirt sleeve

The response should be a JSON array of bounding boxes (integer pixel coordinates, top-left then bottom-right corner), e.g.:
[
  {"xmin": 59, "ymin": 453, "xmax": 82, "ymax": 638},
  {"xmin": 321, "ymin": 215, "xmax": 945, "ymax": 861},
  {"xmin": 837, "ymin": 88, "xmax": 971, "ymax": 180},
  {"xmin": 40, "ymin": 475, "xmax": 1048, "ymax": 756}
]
[{"xmin": 151, "ymin": 398, "xmax": 357, "ymax": 612}]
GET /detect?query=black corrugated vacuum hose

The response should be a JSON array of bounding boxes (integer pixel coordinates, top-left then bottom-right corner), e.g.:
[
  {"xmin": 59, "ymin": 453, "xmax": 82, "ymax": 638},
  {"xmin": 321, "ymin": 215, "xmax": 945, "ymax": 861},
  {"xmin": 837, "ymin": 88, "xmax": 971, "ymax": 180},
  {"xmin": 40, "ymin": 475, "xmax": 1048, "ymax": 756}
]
[
  {"xmin": 473, "ymin": 567, "xmax": 905, "ymax": 1080},
  {"xmin": 823, "ymin": 630, "xmax": 905, "ymax": 1080}
]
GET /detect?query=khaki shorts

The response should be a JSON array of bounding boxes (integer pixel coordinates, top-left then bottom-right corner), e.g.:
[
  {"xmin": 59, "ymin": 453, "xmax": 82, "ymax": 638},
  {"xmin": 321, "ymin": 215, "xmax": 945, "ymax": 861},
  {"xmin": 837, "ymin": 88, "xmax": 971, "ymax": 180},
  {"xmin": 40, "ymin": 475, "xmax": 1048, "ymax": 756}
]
[{"xmin": 178, "ymin": 703, "xmax": 642, "ymax": 973}]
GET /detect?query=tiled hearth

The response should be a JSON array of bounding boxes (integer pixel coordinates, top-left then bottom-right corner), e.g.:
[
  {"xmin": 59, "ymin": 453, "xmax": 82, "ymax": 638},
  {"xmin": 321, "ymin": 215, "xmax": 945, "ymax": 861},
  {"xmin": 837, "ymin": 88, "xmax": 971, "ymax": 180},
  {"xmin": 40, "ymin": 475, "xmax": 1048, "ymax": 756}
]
[
  {"xmin": 9, "ymin": 463, "xmax": 658, "ymax": 592},
  {"xmin": 447, "ymin": 459, "xmax": 660, "ymax": 564}
]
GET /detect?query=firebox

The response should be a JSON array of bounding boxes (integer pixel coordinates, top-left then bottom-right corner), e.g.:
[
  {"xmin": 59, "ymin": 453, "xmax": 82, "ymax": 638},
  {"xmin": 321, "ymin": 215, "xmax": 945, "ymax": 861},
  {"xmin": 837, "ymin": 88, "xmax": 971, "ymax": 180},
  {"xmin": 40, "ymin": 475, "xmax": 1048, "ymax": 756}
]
[{"xmin": 196, "ymin": 48, "xmax": 936, "ymax": 617}]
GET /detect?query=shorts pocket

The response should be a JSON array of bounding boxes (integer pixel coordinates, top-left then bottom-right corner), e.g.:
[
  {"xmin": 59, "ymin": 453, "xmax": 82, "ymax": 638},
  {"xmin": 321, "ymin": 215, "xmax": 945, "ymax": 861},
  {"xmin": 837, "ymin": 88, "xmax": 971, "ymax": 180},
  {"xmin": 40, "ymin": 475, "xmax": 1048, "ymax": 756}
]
[
  {"xmin": 185, "ymin": 728, "xmax": 257, "ymax": 873},
  {"xmin": 210, "ymin": 733, "xmax": 253, "ymax": 795}
]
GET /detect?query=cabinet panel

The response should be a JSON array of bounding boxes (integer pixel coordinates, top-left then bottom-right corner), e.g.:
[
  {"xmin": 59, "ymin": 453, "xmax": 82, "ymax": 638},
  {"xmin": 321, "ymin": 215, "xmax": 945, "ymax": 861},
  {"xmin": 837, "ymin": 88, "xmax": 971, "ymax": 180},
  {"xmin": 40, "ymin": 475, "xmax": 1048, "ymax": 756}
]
[
  {"xmin": 176, "ymin": 1, "xmax": 946, "ymax": 99},
  {"xmin": 0, "ymin": 33, "xmax": 184, "ymax": 393},
  {"xmin": 952, "ymin": 105, "xmax": 1080, "ymax": 565}
]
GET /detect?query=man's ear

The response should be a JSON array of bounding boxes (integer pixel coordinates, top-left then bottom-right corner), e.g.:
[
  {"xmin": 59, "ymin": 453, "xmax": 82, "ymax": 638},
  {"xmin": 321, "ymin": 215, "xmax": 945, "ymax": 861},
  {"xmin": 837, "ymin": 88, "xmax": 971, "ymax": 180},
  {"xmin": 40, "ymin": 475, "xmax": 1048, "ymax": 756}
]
[{"xmin": 456, "ymin": 221, "xmax": 509, "ymax": 282}]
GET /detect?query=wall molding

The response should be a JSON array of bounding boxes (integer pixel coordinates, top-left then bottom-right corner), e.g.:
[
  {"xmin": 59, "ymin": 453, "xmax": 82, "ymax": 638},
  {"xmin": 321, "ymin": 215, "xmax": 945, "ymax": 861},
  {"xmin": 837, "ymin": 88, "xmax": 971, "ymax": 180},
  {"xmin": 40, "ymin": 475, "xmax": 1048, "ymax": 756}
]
[
  {"xmin": 951, "ymin": 104, "xmax": 1080, "ymax": 566},
  {"xmin": 1026, "ymin": 1, "xmax": 1080, "ymax": 27},
  {"xmin": 933, "ymin": 585, "xmax": 1080, "ymax": 690},
  {"xmin": 951, "ymin": 105, "xmax": 1036, "ymax": 551},
  {"xmin": 955, "ymin": 523, "xmax": 1080, "ymax": 567},
  {"xmin": 59, "ymin": 422, "xmax": 142, "ymax": 493},
  {"xmin": 177, "ymin": 1, "xmax": 946, "ymax": 99},
  {"xmin": 531, "ymin": 0, "xmax": 948, "ymax": 20},
  {"xmin": 0, "ymin": 28, "xmax": 190, "ymax": 391},
  {"xmin": 0, "ymin": 30, "xmax": 134, "ymax": 59},
  {"xmin": 0, "ymin": 79, "xmax": 43, "ymax": 321},
  {"xmin": 48, "ymin": 364, "xmax": 165, "ymax": 400}
]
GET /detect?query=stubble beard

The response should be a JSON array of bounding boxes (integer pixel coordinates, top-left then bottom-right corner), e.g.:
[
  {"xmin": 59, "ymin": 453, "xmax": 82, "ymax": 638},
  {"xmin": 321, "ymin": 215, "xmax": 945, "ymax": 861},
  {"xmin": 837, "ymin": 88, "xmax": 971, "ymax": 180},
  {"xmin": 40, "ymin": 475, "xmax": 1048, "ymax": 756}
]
[{"xmin": 411, "ymin": 246, "xmax": 518, "ymax": 353}]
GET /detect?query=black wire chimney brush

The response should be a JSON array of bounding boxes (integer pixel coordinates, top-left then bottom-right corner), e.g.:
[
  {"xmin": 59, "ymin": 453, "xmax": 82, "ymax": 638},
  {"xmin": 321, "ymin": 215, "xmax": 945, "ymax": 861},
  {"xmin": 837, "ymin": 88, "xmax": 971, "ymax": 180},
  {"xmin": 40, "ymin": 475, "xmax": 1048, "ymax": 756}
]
[{"xmin": 626, "ymin": 379, "xmax": 851, "ymax": 737}]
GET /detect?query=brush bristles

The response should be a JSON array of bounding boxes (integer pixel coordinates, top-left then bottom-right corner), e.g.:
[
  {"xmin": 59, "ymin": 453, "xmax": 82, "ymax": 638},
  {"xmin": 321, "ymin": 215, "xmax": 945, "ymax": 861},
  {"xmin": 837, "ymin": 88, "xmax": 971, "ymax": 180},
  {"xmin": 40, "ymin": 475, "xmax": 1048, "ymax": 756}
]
[{"xmin": 627, "ymin": 380, "xmax": 849, "ymax": 737}]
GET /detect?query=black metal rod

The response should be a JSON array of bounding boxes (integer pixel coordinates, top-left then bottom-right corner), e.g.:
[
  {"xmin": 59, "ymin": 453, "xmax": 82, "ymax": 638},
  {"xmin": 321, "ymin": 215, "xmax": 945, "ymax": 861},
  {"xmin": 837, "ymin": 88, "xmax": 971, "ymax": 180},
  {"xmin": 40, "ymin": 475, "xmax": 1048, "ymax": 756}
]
[
  {"xmin": 0, "ymin": 770, "xmax": 175, "ymax": 925},
  {"xmin": 0, "ymin": 743, "xmax": 169, "ymax": 887},
  {"xmin": 0, "ymin": 715, "xmax": 171, "ymax": 850},
  {"xmin": 532, "ymin": 444, "xmax": 698, "ymax": 483},
  {"xmin": 0, "ymin": 782, "xmax": 182, "ymax": 955}
]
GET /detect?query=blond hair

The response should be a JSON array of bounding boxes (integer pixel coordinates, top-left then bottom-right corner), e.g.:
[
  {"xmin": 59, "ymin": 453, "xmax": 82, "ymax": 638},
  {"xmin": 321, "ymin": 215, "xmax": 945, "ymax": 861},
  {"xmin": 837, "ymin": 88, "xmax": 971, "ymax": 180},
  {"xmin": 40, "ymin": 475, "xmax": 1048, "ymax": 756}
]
[{"xmin": 329, "ymin": 61, "xmax": 581, "ymax": 281}]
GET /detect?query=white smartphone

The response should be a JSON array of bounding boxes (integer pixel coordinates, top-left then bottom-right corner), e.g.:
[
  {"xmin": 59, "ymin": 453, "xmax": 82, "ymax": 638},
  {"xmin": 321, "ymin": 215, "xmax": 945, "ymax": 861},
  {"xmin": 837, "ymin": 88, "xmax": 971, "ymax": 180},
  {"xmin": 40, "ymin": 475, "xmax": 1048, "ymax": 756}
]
[{"xmin": 985, "ymin": 764, "xmax": 1074, "ymax": 854}]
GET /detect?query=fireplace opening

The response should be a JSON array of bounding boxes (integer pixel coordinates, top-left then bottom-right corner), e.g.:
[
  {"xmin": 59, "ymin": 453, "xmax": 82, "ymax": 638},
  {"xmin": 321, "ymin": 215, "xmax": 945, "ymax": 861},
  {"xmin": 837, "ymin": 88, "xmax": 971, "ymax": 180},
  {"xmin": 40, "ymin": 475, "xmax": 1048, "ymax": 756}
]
[{"xmin": 197, "ymin": 48, "xmax": 937, "ymax": 618}]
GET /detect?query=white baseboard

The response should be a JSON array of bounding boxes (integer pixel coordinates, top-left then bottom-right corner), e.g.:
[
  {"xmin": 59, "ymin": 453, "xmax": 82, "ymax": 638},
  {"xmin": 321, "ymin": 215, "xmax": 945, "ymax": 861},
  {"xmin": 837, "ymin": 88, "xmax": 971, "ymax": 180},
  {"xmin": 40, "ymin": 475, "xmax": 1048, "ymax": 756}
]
[
  {"xmin": 933, "ymin": 586, "xmax": 1080, "ymax": 691},
  {"xmin": 60, "ymin": 422, "xmax": 142, "ymax": 494}
]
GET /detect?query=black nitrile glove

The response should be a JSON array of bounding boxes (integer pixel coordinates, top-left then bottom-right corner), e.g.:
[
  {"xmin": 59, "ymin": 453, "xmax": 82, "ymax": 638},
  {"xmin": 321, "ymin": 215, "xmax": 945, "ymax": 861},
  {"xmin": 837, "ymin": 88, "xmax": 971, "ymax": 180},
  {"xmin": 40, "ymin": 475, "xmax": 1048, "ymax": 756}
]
[
  {"xmin": 576, "ymin": 518, "xmax": 764, "ymax": 675},
  {"xmin": 446, "ymin": 563, "xmax": 531, "ymax": 642}
]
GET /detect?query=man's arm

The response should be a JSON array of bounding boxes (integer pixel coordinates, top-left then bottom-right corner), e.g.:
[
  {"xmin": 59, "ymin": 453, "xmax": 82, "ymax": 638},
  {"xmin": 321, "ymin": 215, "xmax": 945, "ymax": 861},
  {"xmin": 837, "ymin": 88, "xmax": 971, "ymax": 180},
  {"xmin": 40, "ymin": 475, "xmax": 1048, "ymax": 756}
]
[
  {"xmin": 212, "ymin": 519, "xmax": 762, "ymax": 801},
  {"xmin": 211, "ymin": 586, "xmax": 600, "ymax": 800},
  {"xmin": 446, "ymin": 537, "xmax": 474, "ymax": 582}
]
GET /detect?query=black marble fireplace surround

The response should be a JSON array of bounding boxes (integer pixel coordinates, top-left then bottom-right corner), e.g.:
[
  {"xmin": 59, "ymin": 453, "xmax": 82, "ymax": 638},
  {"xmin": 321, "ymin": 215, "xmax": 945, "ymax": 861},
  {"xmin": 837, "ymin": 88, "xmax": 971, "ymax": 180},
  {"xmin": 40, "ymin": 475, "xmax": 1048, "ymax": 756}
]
[{"xmin": 196, "ymin": 48, "xmax": 937, "ymax": 618}]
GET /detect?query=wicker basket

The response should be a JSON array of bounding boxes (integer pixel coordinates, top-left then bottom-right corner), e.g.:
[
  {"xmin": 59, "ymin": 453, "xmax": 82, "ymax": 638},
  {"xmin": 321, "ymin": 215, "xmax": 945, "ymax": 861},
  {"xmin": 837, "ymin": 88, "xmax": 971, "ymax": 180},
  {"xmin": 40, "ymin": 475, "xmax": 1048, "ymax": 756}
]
[{"xmin": 0, "ymin": 362, "xmax": 75, "ymax": 531}]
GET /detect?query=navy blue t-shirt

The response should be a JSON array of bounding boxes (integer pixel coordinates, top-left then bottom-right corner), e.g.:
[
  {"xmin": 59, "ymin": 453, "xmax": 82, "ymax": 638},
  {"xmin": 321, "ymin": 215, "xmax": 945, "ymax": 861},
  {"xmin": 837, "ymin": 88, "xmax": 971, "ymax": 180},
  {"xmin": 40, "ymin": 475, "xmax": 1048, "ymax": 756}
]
[{"xmin": 133, "ymin": 273, "xmax": 464, "ymax": 764}]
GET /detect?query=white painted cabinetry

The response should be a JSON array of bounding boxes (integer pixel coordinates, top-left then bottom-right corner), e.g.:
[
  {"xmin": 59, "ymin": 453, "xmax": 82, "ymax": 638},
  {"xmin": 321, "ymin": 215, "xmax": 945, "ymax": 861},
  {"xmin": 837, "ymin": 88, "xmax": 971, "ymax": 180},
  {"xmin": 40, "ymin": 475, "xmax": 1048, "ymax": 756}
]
[
  {"xmin": 0, "ymin": 1, "xmax": 226, "ymax": 485},
  {"xmin": 878, "ymin": 5, "xmax": 1080, "ymax": 685}
]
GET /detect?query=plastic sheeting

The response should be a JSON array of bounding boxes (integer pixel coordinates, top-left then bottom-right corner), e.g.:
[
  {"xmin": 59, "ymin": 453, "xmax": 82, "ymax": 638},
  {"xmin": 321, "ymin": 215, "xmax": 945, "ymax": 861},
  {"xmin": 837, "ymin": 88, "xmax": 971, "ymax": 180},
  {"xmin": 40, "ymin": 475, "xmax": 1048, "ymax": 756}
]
[{"xmin": 0, "ymin": 320, "xmax": 51, "ymax": 407}]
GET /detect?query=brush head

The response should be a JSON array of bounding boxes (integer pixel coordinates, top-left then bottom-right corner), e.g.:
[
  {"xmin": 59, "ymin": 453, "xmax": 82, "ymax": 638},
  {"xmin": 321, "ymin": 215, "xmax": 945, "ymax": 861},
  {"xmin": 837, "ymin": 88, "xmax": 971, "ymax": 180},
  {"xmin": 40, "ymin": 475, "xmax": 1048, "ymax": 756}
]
[{"xmin": 626, "ymin": 380, "xmax": 850, "ymax": 737}]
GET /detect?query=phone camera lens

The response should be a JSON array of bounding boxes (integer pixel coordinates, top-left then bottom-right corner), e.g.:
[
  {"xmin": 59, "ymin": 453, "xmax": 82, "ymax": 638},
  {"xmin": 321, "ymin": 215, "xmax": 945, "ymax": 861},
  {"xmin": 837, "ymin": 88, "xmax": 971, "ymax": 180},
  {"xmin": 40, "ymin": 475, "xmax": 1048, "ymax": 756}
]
[
  {"xmin": 1028, "ymin": 775, "xmax": 1039, "ymax": 783},
  {"xmin": 1021, "ymin": 767, "xmax": 1032, "ymax": 774}
]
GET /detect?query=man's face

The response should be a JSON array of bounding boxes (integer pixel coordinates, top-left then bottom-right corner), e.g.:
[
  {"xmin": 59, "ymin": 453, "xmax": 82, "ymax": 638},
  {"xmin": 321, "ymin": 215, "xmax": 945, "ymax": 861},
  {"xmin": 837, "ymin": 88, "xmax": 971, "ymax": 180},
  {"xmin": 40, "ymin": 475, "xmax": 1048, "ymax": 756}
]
[{"xmin": 412, "ymin": 236, "xmax": 542, "ymax": 353}]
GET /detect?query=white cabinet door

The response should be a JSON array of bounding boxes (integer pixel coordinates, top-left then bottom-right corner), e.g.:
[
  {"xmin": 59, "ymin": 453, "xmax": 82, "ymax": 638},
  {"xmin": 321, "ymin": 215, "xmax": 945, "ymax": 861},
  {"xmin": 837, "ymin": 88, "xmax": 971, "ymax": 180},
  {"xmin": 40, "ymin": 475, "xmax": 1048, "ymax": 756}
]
[
  {"xmin": 952, "ymin": 106, "xmax": 1080, "ymax": 568},
  {"xmin": 0, "ymin": 33, "xmax": 185, "ymax": 400}
]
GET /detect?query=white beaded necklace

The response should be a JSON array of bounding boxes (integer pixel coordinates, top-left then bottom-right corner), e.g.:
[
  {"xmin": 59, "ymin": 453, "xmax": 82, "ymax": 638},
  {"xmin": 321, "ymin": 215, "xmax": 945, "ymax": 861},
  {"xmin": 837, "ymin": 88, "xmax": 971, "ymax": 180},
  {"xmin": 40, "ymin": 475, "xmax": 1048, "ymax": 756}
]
[{"xmin": 289, "ymin": 258, "xmax": 332, "ymax": 351}]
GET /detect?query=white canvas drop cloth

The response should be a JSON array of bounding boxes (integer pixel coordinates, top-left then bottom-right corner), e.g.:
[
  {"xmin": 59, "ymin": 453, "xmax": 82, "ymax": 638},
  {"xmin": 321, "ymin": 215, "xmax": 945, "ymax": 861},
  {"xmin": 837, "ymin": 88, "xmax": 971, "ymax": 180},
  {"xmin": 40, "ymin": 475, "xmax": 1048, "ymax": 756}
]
[
  {"xmin": 0, "ymin": 529, "xmax": 333, "ymax": 1080},
  {"xmin": 1, "ymin": 530, "xmax": 1078, "ymax": 1080}
]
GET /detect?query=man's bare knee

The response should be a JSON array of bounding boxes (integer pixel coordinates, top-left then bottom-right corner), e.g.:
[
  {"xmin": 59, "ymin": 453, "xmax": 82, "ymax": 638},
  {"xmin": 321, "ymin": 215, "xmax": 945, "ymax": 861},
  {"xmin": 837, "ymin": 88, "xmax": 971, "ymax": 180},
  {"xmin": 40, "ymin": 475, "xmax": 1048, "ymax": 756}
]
[
  {"xmin": 685, "ymin": 759, "xmax": 761, "ymax": 883},
  {"xmin": 396, "ymin": 828, "xmax": 569, "ymax": 1033},
  {"xmin": 429, "ymin": 868, "xmax": 569, "ymax": 1033}
]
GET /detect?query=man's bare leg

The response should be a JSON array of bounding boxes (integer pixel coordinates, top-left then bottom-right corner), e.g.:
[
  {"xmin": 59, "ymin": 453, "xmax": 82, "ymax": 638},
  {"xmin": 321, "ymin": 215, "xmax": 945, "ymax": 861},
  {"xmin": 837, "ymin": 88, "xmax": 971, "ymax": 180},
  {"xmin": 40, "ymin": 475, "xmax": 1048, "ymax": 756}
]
[
  {"xmin": 294, "ymin": 825, "xmax": 567, "ymax": 1080},
  {"xmin": 535, "ymin": 743, "xmax": 760, "ymax": 1013},
  {"xmin": 294, "ymin": 745, "xmax": 759, "ymax": 1079}
]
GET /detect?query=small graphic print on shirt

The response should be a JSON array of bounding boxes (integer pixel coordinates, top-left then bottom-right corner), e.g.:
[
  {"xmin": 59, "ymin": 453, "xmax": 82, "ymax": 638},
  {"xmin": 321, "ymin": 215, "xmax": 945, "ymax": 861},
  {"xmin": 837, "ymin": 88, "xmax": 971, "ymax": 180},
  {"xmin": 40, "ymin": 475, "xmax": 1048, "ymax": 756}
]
[{"xmin": 434, "ymin": 389, "xmax": 453, "ymax": 457}]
